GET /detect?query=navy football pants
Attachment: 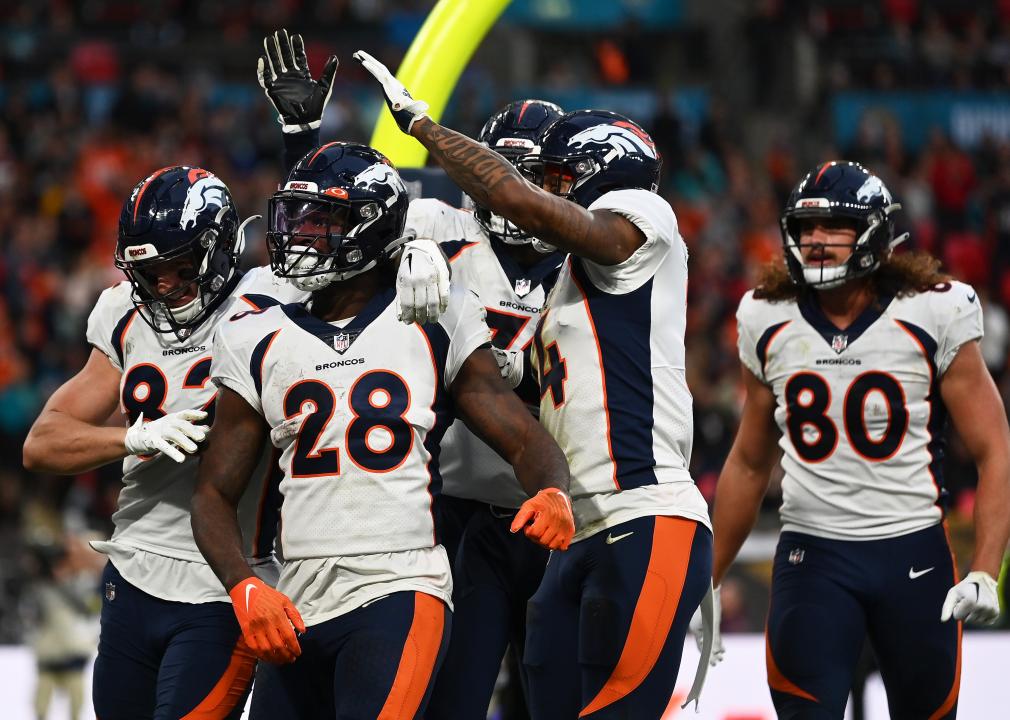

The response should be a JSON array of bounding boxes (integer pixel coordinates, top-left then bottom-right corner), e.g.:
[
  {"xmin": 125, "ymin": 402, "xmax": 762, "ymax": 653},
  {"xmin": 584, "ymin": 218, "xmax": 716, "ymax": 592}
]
[
  {"xmin": 767, "ymin": 524, "xmax": 961, "ymax": 719},
  {"xmin": 524, "ymin": 515, "xmax": 712, "ymax": 719},
  {"xmin": 426, "ymin": 496, "xmax": 549, "ymax": 719},
  {"xmin": 249, "ymin": 590, "xmax": 450, "ymax": 720},
  {"xmin": 92, "ymin": 561, "xmax": 255, "ymax": 720}
]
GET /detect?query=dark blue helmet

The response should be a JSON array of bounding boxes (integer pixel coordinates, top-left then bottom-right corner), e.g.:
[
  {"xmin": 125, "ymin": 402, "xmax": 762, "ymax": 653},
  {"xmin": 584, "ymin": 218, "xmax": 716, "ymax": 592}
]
[
  {"xmin": 116, "ymin": 166, "xmax": 241, "ymax": 337},
  {"xmin": 474, "ymin": 99, "xmax": 563, "ymax": 244},
  {"xmin": 517, "ymin": 109, "xmax": 661, "ymax": 208},
  {"xmin": 781, "ymin": 161, "xmax": 906, "ymax": 289},
  {"xmin": 268, "ymin": 142, "xmax": 410, "ymax": 292}
]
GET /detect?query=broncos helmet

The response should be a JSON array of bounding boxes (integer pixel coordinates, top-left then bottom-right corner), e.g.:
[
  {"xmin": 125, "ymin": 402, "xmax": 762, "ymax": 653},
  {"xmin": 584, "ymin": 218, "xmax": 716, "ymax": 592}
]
[
  {"xmin": 517, "ymin": 109, "xmax": 661, "ymax": 208},
  {"xmin": 116, "ymin": 166, "xmax": 242, "ymax": 337},
  {"xmin": 268, "ymin": 142, "xmax": 410, "ymax": 291},
  {"xmin": 474, "ymin": 99, "xmax": 563, "ymax": 244},
  {"xmin": 781, "ymin": 161, "xmax": 907, "ymax": 290}
]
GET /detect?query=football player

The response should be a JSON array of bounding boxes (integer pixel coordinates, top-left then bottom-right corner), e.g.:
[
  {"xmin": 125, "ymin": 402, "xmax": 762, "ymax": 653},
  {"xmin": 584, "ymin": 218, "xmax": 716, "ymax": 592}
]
[
  {"xmin": 355, "ymin": 51, "xmax": 712, "ymax": 718},
  {"xmin": 22, "ymin": 166, "xmax": 304, "ymax": 719},
  {"xmin": 255, "ymin": 32, "xmax": 567, "ymax": 716},
  {"xmin": 190, "ymin": 141, "xmax": 576, "ymax": 719},
  {"xmin": 710, "ymin": 161, "xmax": 1010, "ymax": 719}
]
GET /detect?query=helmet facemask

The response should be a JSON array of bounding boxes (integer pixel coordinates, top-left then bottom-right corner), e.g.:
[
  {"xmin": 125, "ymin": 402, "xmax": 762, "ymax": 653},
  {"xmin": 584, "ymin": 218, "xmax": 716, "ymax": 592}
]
[
  {"xmin": 781, "ymin": 204, "xmax": 905, "ymax": 290},
  {"xmin": 267, "ymin": 190, "xmax": 407, "ymax": 292},
  {"xmin": 517, "ymin": 154, "xmax": 602, "ymax": 205}
]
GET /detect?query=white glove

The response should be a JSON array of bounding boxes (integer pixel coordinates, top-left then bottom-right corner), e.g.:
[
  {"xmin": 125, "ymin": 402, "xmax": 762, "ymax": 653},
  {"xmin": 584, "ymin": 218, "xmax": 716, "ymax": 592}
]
[
  {"xmin": 689, "ymin": 583, "xmax": 725, "ymax": 666},
  {"xmin": 492, "ymin": 347, "xmax": 524, "ymax": 389},
  {"xmin": 124, "ymin": 409, "xmax": 208, "ymax": 463},
  {"xmin": 396, "ymin": 239, "xmax": 450, "ymax": 325},
  {"xmin": 941, "ymin": 570, "xmax": 1001, "ymax": 625},
  {"xmin": 352, "ymin": 50, "xmax": 429, "ymax": 134}
]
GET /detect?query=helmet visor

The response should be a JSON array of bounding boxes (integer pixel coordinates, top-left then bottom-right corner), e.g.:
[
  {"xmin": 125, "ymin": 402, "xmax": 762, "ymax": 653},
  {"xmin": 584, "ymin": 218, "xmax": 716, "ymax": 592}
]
[
  {"xmin": 517, "ymin": 156, "xmax": 598, "ymax": 199},
  {"xmin": 269, "ymin": 196, "xmax": 352, "ymax": 243}
]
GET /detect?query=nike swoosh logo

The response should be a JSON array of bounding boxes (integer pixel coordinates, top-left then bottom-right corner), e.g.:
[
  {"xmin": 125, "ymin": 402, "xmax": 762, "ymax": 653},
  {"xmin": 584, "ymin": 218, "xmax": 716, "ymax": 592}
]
[
  {"xmin": 244, "ymin": 582, "xmax": 257, "ymax": 611},
  {"xmin": 967, "ymin": 292, "xmax": 977, "ymax": 303},
  {"xmin": 909, "ymin": 567, "xmax": 935, "ymax": 579},
  {"xmin": 606, "ymin": 531, "xmax": 634, "ymax": 545}
]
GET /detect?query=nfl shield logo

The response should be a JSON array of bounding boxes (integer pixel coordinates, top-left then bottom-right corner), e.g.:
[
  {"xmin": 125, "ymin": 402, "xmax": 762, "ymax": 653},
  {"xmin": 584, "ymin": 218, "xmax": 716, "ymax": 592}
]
[
  {"xmin": 105, "ymin": 582, "xmax": 116, "ymax": 601},
  {"xmin": 333, "ymin": 333, "xmax": 351, "ymax": 352},
  {"xmin": 831, "ymin": 334, "xmax": 848, "ymax": 354},
  {"xmin": 788, "ymin": 548, "xmax": 805, "ymax": 565},
  {"xmin": 514, "ymin": 278, "xmax": 531, "ymax": 297}
]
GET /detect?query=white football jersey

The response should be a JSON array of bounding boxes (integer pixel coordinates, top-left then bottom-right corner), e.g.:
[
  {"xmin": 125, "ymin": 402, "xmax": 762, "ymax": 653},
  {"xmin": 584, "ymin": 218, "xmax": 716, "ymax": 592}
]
[
  {"xmin": 737, "ymin": 280, "xmax": 984, "ymax": 540},
  {"xmin": 532, "ymin": 189, "xmax": 710, "ymax": 542},
  {"xmin": 210, "ymin": 283, "xmax": 491, "ymax": 561},
  {"xmin": 86, "ymin": 266, "xmax": 304, "ymax": 601},
  {"xmin": 407, "ymin": 199, "xmax": 563, "ymax": 508}
]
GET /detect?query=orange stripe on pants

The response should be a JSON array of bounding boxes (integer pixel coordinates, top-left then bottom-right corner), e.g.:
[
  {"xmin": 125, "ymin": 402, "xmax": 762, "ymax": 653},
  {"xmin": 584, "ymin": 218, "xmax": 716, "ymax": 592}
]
[
  {"xmin": 179, "ymin": 639, "xmax": 257, "ymax": 719},
  {"xmin": 579, "ymin": 516, "xmax": 697, "ymax": 717},
  {"xmin": 765, "ymin": 633, "xmax": 818, "ymax": 703},
  {"xmin": 378, "ymin": 592, "xmax": 446, "ymax": 720},
  {"xmin": 929, "ymin": 522, "xmax": 962, "ymax": 720}
]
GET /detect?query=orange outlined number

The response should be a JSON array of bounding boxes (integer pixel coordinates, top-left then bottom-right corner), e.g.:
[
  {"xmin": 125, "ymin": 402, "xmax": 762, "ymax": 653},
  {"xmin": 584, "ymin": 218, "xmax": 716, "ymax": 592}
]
[
  {"xmin": 284, "ymin": 380, "xmax": 340, "ymax": 478},
  {"xmin": 345, "ymin": 371, "xmax": 413, "ymax": 473},
  {"xmin": 533, "ymin": 332, "xmax": 567, "ymax": 408}
]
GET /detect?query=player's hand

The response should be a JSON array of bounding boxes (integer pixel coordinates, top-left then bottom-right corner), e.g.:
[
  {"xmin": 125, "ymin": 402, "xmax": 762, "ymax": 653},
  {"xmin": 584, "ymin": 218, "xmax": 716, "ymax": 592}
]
[
  {"xmin": 352, "ymin": 50, "xmax": 429, "ymax": 134},
  {"xmin": 510, "ymin": 488, "xmax": 575, "ymax": 551},
  {"xmin": 689, "ymin": 584, "xmax": 725, "ymax": 666},
  {"xmin": 124, "ymin": 409, "xmax": 208, "ymax": 463},
  {"xmin": 258, "ymin": 29, "xmax": 338, "ymax": 133},
  {"xmin": 229, "ymin": 576, "xmax": 305, "ymax": 664},
  {"xmin": 395, "ymin": 239, "xmax": 450, "ymax": 324},
  {"xmin": 941, "ymin": 570, "xmax": 1001, "ymax": 625},
  {"xmin": 492, "ymin": 347, "xmax": 524, "ymax": 389}
]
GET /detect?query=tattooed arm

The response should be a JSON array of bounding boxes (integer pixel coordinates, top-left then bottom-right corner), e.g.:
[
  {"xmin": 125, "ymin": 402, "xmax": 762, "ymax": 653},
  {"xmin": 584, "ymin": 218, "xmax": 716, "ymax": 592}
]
[{"xmin": 410, "ymin": 117, "xmax": 645, "ymax": 265}]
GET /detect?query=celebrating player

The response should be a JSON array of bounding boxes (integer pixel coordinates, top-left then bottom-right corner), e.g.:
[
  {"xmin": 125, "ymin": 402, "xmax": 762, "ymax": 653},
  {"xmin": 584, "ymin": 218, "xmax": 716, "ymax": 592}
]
[
  {"xmin": 22, "ymin": 166, "xmax": 305, "ymax": 719},
  {"xmin": 711, "ymin": 161, "xmax": 1010, "ymax": 718},
  {"xmin": 355, "ymin": 50, "xmax": 712, "ymax": 718},
  {"xmin": 190, "ymin": 140, "xmax": 575, "ymax": 719},
  {"xmin": 256, "ymin": 32, "xmax": 567, "ymax": 714}
]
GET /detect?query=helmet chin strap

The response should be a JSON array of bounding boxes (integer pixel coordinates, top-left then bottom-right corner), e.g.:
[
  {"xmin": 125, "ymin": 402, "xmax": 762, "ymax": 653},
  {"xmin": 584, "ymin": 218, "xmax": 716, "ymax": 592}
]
[{"xmin": 167, "ymin": 294, "xmax": 205, "ymax": 322}]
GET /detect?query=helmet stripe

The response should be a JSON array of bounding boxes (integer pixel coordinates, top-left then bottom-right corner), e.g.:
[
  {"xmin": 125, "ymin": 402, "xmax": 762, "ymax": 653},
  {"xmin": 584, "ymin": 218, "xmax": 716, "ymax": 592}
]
[
  {"xmin": 132, "ymin": 166, "xmax": 175, "ymax": 223},
  {"xmin": 814, "ymin": 161, "xmax": 834, "ymax": 185},
  {"xmin": 308, "ymin": 141, "xmax": 342, "ymax": 167},
  {"xmin": 516, "ymin": 101, "xmax": 530, "ymax": 123}
]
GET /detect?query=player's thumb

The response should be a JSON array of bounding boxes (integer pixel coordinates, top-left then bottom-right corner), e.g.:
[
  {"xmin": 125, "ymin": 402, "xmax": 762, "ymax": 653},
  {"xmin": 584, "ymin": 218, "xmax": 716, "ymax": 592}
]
[
  {"xmin": 285, "ymin": 603, "xmax": 306, "ymax": 634},
  {"xmin": 320, "ymin": 55, "xmax": 339, "ymax": 91},
  {"xmin": 510, "ymin": 506, "xmax": 534, "ymax": 534},
  {"xmin": 940, "ymin": 591, "xmax": 958, "ymax": 622}
]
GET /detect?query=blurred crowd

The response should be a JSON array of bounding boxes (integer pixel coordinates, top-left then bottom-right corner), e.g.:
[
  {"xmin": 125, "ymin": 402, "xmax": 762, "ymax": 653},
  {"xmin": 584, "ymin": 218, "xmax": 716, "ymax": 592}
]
[{"xmin": 3, "ymin": 0, "xmax": 1010, "ymax": 643}]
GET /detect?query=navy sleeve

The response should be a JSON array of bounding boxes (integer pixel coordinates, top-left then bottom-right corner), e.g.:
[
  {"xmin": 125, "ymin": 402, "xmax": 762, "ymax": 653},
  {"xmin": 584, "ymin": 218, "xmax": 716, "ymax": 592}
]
[{"xmin": 282, "ymin": 128, "xmax": 321, "ymax": 177}]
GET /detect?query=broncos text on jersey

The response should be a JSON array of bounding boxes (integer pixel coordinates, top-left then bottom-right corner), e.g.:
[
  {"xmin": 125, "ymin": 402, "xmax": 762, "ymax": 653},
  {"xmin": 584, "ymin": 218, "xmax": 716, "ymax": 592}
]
[
  {"xmin": 406, "ymin": 198, "xmax": 563, "ymax": 508},
  {"xmin": 736, "ymin": 280, "xmax": 984, "ymax": 539},
  {"xmin": 85, "ymin": 266, "xmax": 304, "ymax": 602}
]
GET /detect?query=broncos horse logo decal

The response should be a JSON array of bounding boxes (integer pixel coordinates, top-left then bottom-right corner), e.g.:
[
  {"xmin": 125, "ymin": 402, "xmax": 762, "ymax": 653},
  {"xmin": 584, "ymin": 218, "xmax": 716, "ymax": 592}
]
[
  {"xmin": 354, "ymin": 163, "xmax": 406, "ymax": 207},
  {"xmin": 180, "ymin": 169, "xmax": 229, "ymax": 230},
  {"xmin": 568, "ymin": 121, "xmax": 657, "ymax": 161}
]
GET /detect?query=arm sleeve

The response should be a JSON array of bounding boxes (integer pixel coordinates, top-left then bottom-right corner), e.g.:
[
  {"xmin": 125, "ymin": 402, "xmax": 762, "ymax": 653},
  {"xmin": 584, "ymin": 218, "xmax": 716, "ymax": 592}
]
[
  {"xmin": 282, "ymin": 129, "xmax": 321, "ymax": 177},
  {"xmin": 85, "ymin": 284, "xmax": 131, "ymax": 372},
  {"xmin": 936, "ymin": 282, "xmax": 984, "ymax": 375},
  {"xmin": 735, "ymin": 293, "xmax": 767, "ymax": 382},
  {"xmin": 210, "ymin": 325, "xmax": 264, "ymax": 415},
  {"xmin": 579, "ymin": 189, "xmax": 681, "ymax": 294},
  {"xmin": 439, "ymin": 285, "xmax": 493, "ymax": 387}
]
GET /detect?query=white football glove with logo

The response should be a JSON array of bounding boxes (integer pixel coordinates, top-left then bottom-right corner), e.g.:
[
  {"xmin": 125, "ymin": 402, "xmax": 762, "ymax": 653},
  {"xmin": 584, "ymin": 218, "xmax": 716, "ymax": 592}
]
[
  {"xmin": 492, "ymin": 347, "xmax": 524, "ymax": 389},
  {"xmin": 941, "ymin": 571, "xmax": 1001, "ymax": 625},
  {"xmin": 689, "ymin": 583, "xmax": 725, "ymax": 666},
  {"xmin": 352, "ymin": 50, "xmax": 429, "ymax": 134},
  {"xmin": 395, "ymin": 239, "xmax": 450, "ymax": 325},
  {"xmin": 124, "ymin": 409, "xmax": 209, "ymax": 463}
]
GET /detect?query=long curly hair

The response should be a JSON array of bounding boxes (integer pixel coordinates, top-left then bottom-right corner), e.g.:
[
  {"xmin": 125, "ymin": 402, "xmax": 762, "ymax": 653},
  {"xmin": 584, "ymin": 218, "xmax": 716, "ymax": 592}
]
[{"xmin": 753, "ymin": 251, "xmax": 952, "ymax": 302}]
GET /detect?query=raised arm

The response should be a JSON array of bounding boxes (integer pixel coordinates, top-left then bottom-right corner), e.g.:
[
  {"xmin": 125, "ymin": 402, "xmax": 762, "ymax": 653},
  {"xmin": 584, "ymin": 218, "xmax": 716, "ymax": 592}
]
[
  {"xmin": 939, "ymin": 340, "xmax": 1010, "ymax": 624},
  {"xmin": 712, "ymin": 366, "xmax": 782, "ymax": 586},
  {"xmin": 450, "ymin": 347, "xmax": 575, "ymax": 549},
  {"xmin": 353, "ymin": 50, "xmax": 645, "ymax": 266}
]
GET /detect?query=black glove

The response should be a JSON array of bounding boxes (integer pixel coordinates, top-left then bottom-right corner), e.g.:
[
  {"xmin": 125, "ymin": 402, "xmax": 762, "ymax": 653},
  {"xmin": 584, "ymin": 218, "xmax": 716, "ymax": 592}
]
[{"xmin": 257, "ymin": 29, "xmax": 338, "ymax": 134}]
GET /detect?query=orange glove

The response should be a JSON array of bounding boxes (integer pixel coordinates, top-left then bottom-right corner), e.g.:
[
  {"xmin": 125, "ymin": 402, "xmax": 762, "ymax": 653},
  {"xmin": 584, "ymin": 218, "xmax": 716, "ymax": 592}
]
[
  {"xmin": 229, "ymin": 576, "xmax": 305, "ymax": 664},
  {"xmin": 510, "ymin": 487, "xmax": 575, "ymax": 550}
]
